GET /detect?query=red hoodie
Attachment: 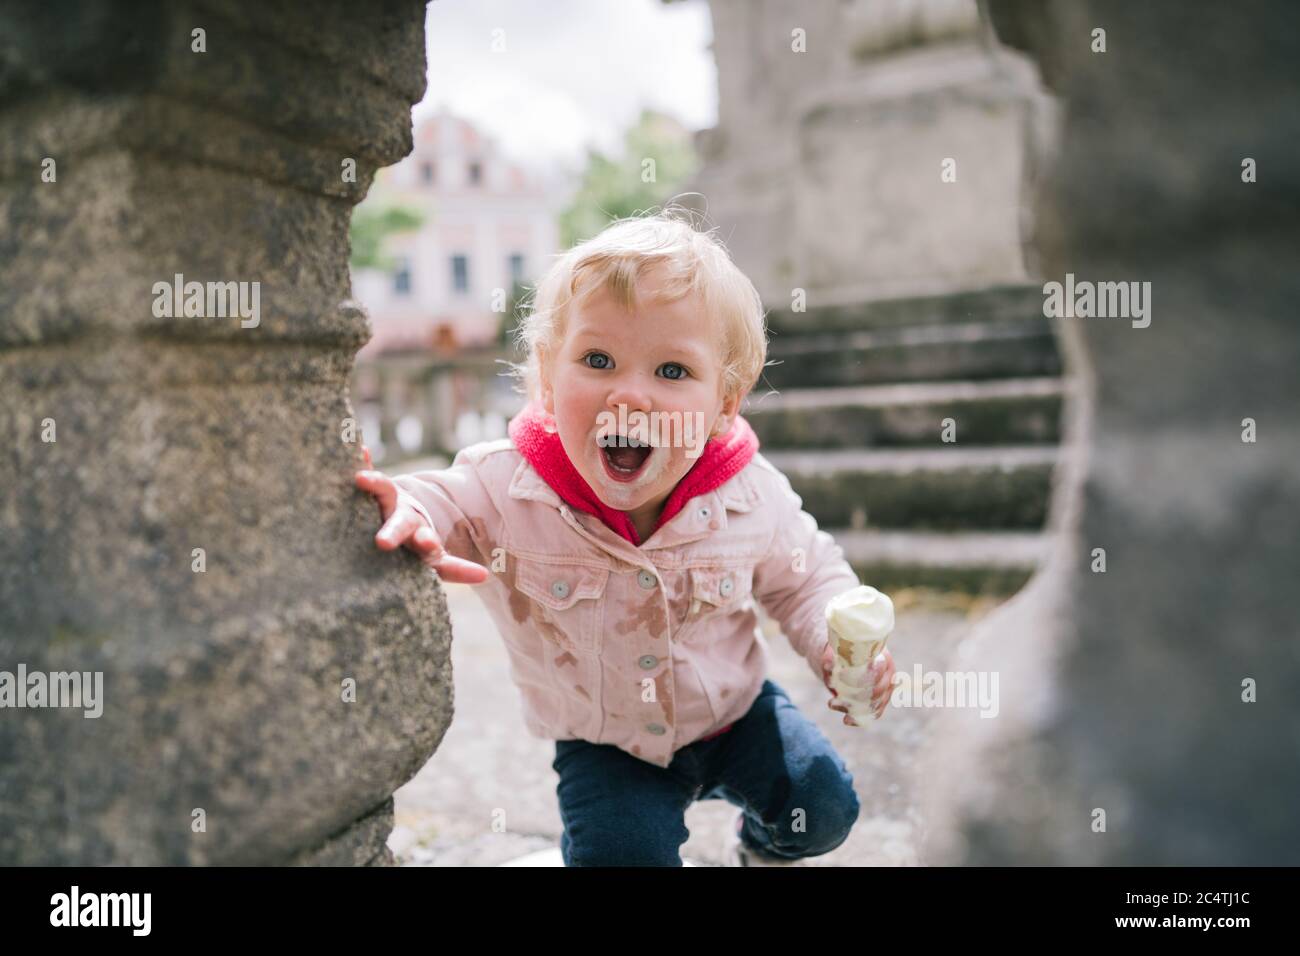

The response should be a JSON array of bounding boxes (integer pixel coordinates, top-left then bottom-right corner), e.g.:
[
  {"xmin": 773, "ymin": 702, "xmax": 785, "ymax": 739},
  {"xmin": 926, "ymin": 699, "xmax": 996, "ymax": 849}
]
[
  {"xmin": 507, "ymin": 401, "xmax": 760, "ymax": 547},
  {"xmin": 507, "ymin": 401, "xmax": 760, "ymax": 743}
]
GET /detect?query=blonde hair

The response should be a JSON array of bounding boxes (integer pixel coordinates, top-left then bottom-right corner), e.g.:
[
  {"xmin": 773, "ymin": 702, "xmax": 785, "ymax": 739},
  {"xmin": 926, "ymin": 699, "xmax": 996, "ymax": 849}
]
[{"xmin": 506, "ymin": 205, "xmax": 768, "ymax": 408}]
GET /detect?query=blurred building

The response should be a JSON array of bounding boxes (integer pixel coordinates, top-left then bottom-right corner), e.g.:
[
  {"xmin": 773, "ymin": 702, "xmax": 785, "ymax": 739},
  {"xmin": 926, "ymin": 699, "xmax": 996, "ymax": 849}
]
[{"xmin": 352, "ymin": 104, "xmax": 565, "ymax": 357}]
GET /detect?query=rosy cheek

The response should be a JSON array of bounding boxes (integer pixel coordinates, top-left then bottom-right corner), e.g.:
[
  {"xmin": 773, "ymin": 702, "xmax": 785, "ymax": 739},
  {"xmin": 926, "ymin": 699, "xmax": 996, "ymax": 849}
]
[{"xmin": 555, "ymin": 394, "xmax": 593, "ymax": 433}]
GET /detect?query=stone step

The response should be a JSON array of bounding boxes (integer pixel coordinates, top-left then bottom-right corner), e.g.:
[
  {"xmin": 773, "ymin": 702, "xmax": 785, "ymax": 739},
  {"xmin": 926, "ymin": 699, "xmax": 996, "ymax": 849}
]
[
  {"xmin": 833, "ymin": 529, "xmax": 1049, "ymax": 596},
  {"xmin": 761, "ymin": 318, "xmax": 1061, "ymax": 387},
  {"xmin": 765, "ymin": 283, "xmax": 1045, "ymax": 334},
  {"xmin": 746, "ymin": 377, "xmax": 1065, "ymax": 447},
  {"xmin": 762, "ymin": 446, "xmax": 1057, "ymax": 530}
]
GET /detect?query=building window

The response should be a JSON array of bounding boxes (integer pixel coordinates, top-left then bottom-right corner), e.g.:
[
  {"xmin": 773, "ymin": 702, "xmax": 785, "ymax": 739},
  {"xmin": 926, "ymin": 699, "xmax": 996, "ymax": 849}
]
[
  {"xmin": 467, "ymin": 161, "xmax": 482, "ymax": 186},
  {"xmin": 451, "ymin": 254, "xmax": 469, "ymax": 294},
  {"xmin": 394, "ymin": 256, "xmax": 411, "ymax": 296},
  {"xmin": 508, "ymin": 253, "xmax": 525, "ymax": 285},
  {"xmin": 421, "ymin": 162, "xmax": 435, "ymax": 184}
]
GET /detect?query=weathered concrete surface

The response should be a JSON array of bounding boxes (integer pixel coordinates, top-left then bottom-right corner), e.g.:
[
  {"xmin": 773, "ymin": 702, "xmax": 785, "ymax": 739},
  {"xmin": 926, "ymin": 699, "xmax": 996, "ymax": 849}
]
[
  {"xmin": 745, "ymin": 277, "xmax": 1065, "ymax": 597},
  {"xmin": 745, "ymin": 379, "xmax": 1064, "ymax": 449},
  {"xmin": 689, "ymin": 0, "xmax": 1056, "ymax": 306},
  {"xmin": 0, "ymin": 0, "xmax": 448, "ymax": 864},
  {"xmin": 920, "ymin": 0, "xmax": 1300, "ymax": 864},
  {"xmin": 768, "ymin": 445, "xmax": 1057, "ymax": 530}
]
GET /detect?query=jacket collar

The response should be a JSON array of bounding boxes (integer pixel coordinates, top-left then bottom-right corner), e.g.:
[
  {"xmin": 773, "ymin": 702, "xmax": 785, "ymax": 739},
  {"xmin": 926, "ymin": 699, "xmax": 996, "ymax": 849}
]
[{"xmin": 508, "ymin": 455, "xmax": 758, "ymax": 514}]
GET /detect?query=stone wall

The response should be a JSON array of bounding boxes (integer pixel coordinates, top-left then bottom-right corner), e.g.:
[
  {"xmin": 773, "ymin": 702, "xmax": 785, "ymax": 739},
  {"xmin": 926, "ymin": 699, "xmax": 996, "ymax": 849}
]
[
  {"xmin": 920, "ymin": 0, "xmax": 1300, "ymax": 865},
  {"xmin": 0, "ymin": 0, "xmax": 449, "ymax": 864}
]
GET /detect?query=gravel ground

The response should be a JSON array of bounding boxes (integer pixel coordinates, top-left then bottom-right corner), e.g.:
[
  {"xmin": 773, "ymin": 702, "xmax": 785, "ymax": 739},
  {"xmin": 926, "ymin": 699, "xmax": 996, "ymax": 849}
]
[{"xmin": 389, "ymin": 582, "xmax": 1001, "ymax": 866}]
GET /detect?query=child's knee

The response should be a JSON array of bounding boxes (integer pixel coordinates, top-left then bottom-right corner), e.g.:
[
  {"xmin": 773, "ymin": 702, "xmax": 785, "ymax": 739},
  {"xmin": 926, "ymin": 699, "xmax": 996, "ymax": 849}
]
[{"xmin": 772, "ymin": 765, "xmax": 859, "ymax": 855}]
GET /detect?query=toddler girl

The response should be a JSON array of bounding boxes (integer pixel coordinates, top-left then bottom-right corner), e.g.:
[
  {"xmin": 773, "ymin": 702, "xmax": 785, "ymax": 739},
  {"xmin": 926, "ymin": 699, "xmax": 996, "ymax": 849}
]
[{"xmin": 355, "ymin": 212, "xmax": 896, "ymax": 866}]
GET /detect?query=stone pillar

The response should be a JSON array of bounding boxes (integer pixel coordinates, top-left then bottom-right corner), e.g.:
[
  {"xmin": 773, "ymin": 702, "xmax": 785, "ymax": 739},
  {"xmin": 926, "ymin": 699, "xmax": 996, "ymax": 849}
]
[
  {"xmin": 689, "ymin": 0, "xmax": 1056, "ymax": 307},
  {"xmin": 919, "ymin": 0, "xmax": 1300, "ymax": 864},
  {"xmin": 0, "ymin": 0, "xmax": 451, "ymax": 865}
]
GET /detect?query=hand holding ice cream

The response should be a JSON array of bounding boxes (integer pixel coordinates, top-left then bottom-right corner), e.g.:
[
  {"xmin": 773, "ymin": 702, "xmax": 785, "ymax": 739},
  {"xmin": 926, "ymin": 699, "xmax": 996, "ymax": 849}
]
[{"xmin": 820, "ymin": 585, "xmax": 897, "ymax": 725}]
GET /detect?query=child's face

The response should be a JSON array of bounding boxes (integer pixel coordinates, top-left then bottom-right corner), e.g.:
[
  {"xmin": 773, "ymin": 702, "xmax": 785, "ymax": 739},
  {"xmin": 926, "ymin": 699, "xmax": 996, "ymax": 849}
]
[{"xmin": 540, "ymin": 262, "xmax": 741, "ymax": 524}]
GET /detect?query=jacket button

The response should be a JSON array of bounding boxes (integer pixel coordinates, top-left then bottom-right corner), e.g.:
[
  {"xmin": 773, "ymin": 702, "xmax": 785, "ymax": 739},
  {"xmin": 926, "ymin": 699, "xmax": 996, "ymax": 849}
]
[
  {"xmin": 637, "ymin": 570, "xmax": 657, "ymax": 590},
  {"xmin": 719, "ymin": 576, "xmax": 734, "ymax": 597},
  {"xmin": 646, "ymin": 723, "xmax": 667, "ymax": 735},
  {"xmin": 551, "ymin": 580, "xmax": 570, "ymax": 599},
  {"xmin": 638, "ymin": 654, "xmax": 658, "ymax": 670}
]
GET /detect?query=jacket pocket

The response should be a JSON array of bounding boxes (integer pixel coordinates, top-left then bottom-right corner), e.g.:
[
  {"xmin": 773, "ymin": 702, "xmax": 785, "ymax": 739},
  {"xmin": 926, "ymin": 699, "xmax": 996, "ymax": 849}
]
[
  {"xmin": 674, "ymin": 565, "xmax": 754, "ymax": 641},
  {"xmin": 513, "ymin": 556, "xmax": 609, "ymax": 654}
]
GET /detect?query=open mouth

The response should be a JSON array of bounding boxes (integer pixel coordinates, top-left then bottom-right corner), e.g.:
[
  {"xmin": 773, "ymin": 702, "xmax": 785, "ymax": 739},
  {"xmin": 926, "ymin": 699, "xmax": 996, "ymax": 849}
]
[{"xmin": 597, "ymin": 433, "xmax": 653, "ymax": 481}]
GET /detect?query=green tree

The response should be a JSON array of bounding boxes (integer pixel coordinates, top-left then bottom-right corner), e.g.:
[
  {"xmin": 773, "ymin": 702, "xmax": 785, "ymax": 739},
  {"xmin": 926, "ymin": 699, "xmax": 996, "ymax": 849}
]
[
  {"xmin": 349, "ymin": 205, "xmax": 424, "ymax": 271},
  {"xmin": 559, "ymin": 108, "xmax": 700, "ymax": 248}
]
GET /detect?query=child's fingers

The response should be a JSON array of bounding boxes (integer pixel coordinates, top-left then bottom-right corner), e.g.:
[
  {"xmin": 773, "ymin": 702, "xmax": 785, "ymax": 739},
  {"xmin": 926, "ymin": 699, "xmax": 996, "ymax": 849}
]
[
  {"xmin": 355, "ymin": 470, "xmax": 398, "ymax": 518},
  {"xmin": 869, "ymin": 657, "xmax": 895, "ymax": 694},
  {"xmin": 871, "ymin": 673, "xmax": 892, "ymax": 705},
  {"xmin": 428, "ymin": 554, "xmax": 492, "ymax": 584},
  {"xmin": 829, "ymin": 695, "xmax": 858, "ymax": 716},
  {"xmin": 874, "ymin": 651, "xmax": 895, "ymax": 679},
  {"xmin": 375, "ymin": 507, "xmax": 424, "ymax": 549},
  {"xmin": 871, "ymin": 688, "xmax": 889, "ymax": 718},
  {"xmin": 411, "ymin": 525, "xmax": 443, "ymax": 556}
]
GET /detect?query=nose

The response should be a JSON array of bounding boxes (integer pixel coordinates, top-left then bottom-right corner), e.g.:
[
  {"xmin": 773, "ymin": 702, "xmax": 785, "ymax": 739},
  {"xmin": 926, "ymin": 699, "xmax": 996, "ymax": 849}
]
[{"xmin": 605, "ymin": 372, "xmax": 654, "ymax": 416}]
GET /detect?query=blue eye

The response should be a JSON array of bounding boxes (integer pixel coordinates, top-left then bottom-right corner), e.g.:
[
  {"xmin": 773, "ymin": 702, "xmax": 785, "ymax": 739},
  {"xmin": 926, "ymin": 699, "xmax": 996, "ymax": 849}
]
[
  {"xmin": 583, "ymin": 352, "xmax": 611, "ymax": 370},
  {"xmin": 660, "ymin": 362, "xmax": 688, "ymax": 380}
]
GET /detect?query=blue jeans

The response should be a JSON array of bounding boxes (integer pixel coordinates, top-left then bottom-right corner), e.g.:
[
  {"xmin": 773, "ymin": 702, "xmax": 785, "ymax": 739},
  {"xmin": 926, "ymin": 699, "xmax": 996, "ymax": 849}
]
[{"xmin": 552, "ymin": 679, "xmax": 861, "ymax": 866}]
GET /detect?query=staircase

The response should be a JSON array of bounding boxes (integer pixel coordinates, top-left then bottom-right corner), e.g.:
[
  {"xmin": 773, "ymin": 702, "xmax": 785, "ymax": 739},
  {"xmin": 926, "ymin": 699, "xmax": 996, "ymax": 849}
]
[{"xmin": 748, "ymin": 285, "xmax": 1065, "ymax": 596}]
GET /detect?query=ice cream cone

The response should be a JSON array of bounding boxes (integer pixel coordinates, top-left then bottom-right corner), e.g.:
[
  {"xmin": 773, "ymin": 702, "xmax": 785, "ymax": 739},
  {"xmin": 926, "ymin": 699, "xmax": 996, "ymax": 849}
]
[{"xmin": 825, "ymin": 585, "xmax": 895, "ymax": 724}]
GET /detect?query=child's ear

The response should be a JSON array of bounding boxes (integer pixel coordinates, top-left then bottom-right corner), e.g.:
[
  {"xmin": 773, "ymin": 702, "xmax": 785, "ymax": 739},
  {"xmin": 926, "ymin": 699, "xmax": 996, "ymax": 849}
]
[
  {"xmin": 712, "ymin": 389, "xmax": 742, "ymax": 436},
  {"xmin": 538, "ymin": 349, "xmax": 555, "ymax": 415}
]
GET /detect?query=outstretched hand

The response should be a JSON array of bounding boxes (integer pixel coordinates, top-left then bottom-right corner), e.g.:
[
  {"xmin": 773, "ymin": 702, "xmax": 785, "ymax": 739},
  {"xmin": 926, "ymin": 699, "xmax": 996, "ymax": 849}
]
[{"xmin": 355, "ymin": 446, "xmax": 489, "ymax": 584}]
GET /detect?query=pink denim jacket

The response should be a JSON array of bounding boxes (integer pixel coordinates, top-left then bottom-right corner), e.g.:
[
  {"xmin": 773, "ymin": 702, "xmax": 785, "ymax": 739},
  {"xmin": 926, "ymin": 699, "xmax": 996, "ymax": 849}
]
[{"xmin": 393, "ymin": 439, "xmax": 861, "ymax": 769}]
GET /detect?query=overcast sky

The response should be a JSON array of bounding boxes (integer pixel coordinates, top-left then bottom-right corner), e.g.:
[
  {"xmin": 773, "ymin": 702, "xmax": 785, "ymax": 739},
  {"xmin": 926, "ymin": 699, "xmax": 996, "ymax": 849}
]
[{"xmin": 418, "ymin": 0, "xmax": 718, "ymax": 179}]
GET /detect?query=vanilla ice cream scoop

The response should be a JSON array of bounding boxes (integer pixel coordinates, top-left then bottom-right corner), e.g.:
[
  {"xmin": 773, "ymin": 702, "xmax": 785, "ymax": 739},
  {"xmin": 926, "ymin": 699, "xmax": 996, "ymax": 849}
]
[{"xmin": 824, "ymin": 585, "xmax": 895, "ymax": 723}]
